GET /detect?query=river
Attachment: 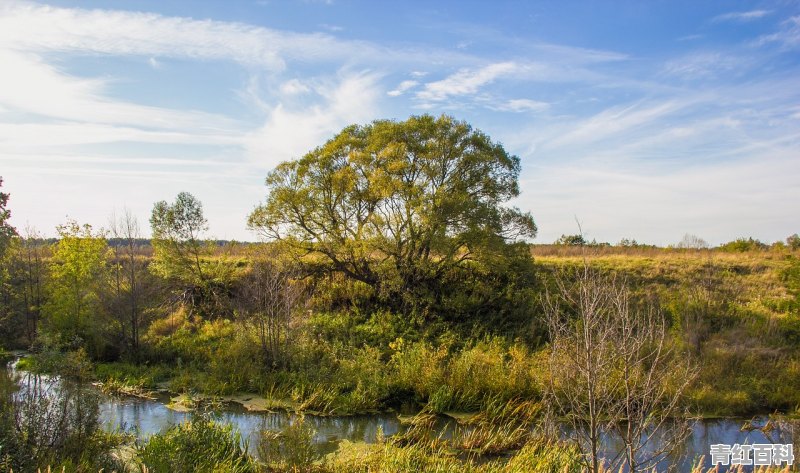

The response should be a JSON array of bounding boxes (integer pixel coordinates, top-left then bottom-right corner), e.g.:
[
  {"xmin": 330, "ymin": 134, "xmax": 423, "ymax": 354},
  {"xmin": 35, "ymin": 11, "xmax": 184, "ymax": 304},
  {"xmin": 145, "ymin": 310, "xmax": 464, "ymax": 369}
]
[{"xmin": 5, "ymin": 357, "xmax": 797, "ymax": 471}]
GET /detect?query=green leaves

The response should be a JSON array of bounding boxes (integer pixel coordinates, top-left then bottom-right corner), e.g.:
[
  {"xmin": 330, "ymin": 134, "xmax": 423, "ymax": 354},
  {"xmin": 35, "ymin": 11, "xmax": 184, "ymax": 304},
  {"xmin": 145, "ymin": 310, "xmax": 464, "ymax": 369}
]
[
  {"xmin": 44, "ymin": 221, "xmax": 108, "ymax": 354},
  {"xmin": 151, "ymin": 192, "xmax": 208, "ymax": 243},
  {"xmin": 248, "ymin": 114, "xmax": 537, "ymax": 305},
  {"xmin": 150, "ymin": 192, "xmax": 241, "ymax": 318}
]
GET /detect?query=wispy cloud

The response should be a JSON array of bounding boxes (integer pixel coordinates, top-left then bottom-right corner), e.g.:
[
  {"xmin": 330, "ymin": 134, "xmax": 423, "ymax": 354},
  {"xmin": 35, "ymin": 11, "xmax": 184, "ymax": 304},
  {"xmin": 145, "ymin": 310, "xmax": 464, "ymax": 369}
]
[
  {"xmin": 279, "ymin": 78, "xmax": 312, "ymax": 96},
  {"xmin": 544, "ymin": 100, "xmax": 688, "ymax": 150},
  {"xmin": 0, "ymin": 50, "xmax": 239, "ymax": 132},
  {"xmin": 491, "ymin": 98, "xmax": 549, "ymax": 113},
  {"xmin": 1, "ymin": 0, "xmax": 797, "ymax": 243},
  {"xmin": 0, "ymin": 122, "xmax": 242, "ymax": 150},
  {"xmin": 0, "ymin": 2, "xmax": 477, "ymax": 70},
  {"xmin": 677, "ymin": 34, "xmax": 703, "ymax": 42},
  {"xmin": 387, "ymin": 80, "xmax": 419, "ymax": 97},
  {"xmin": 755, "ymin": 15, "xmax": 800, "ymax": 49},
  {"xmin": 713, "ymin": 9, "xmax": 772, "ymax": 23},
  {"xmin": 662, "ymin": 51, "xmax": 745, "ymax": 79},
  {"xmin": 416, "ymin": 62, "xmax": 518, "ymax": 102},
  {"xmin": 319, "ymin": 23, "xmax": 343, "ymax": 32}
]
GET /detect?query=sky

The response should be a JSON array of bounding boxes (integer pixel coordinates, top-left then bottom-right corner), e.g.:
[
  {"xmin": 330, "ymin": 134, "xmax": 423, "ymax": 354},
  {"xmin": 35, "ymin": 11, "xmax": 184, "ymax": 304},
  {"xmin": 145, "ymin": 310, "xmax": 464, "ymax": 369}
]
[{"xmin": 0, "ymin": 0, "xmax": 798, "ymax": 245}]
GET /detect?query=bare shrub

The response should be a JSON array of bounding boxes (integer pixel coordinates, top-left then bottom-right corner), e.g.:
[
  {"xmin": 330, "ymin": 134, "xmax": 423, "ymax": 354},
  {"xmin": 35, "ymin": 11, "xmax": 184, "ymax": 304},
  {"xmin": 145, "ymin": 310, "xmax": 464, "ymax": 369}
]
[{"xmin": 544, "ymin": 264, "xmax": 697, "ymax": 472}]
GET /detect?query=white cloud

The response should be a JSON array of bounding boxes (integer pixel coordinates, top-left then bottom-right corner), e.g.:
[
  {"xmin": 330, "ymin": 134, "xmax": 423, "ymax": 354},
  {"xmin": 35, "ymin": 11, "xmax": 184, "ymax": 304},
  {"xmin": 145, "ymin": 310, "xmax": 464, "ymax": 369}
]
[
  {"xmin": 712, "ymin": 9, "xmax": 772, "ymax": 23},
  {"xmin": 492, "ymin": 98, "xmax": 549, "ymax": 113},
  {"xmin": 0, "ymin": 50, "xmax": 240, "ymax": 132},
  {"xmin": 387, "ymin": 80, "xmax": 419, "ymax": 97},
  {"xmin": 319, "ymin": 23, "xmax": 343, "ymax": 32},
  {"xmin": 0, "ymin": 2, "xmax": 476, "ymax": 71},
  {"xmin": 0, "ymin": 122, "xmax": 242, "ymax": 150},
  {"xmin": 755, "ymin": 15, "xmax": 800, "ymax": 49},
  {"xmin": 280, "ymin": 78, "xmax": 312, "ymax": 95},
  {"xmin": 416, "ymin": 62, "xmax": 518, "ymax": 101},
  {"xmin": 148, "ymin": 57, "xmax": 161, "ymax": 69},
  {"xmin": 0, "ymin": 2, "xmax": 284, "ymax": 69},
  {"xmin": 244, "ymin": 71, "xmax": 382, "ymax": 168},
  {"xmin": 544, "ymin": 100, "xmax": 688, "ymax": 150}
]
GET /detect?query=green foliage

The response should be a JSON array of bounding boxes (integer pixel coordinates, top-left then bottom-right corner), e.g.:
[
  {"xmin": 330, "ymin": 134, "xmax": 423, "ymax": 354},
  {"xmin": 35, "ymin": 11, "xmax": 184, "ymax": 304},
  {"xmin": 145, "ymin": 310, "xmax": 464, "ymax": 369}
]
[
  {"xmin": 718, "ymin": 237, "xmax": 768, "ymax": 252},
  {"xmin": 43, "ymin": 221, "xmax": 110, "ymax": 357},
  {"xmin": 555, "ymin": 234, "xmax": 586, "ymax": 246},
  {"xmin": 248, "ymin": 114, "xmax": 537, "ymax": 320},
  {"xmin": 150, "ymin": 192, "xmax": 242, "ymax": 319},
  {"xmin": 0, "ymin": 177, "xmax": 16, "ymax": 258},
  {"xmin": 782, "ymin": 256, "xmax": 800, "ymax": 311},
  {"xmin": 150, "ymin": 191, "xmax": 210, "ymax": 285},
  {"xmin": 94, "ymin": 361, "xmax": 174, "ymax": 389},
  {"xmin": 502, "ymin": 437, "xmax": 583, "ymax": 473},
  {"xmin": 139, "ymin": 415, "xmax": 256, "ymax": 473},
  {"xmin": 388, "ymin": 337, "xmax": 542, "ymax": 413}
]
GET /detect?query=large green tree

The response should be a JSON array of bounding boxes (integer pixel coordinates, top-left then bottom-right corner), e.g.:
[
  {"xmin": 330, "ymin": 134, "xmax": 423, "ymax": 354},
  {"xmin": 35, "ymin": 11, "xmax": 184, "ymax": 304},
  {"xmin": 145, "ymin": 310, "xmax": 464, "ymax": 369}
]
[{"xmin": 248, "ymin": 114, "xmax": 537, "ymax": 315}]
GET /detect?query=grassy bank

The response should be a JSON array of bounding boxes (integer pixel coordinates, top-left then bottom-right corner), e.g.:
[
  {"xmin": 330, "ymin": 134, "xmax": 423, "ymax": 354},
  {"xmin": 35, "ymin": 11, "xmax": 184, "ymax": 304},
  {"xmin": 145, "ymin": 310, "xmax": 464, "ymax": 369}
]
[{"xmin": 534, "ymin": 248, "xmax": 800, "ymax": 417}]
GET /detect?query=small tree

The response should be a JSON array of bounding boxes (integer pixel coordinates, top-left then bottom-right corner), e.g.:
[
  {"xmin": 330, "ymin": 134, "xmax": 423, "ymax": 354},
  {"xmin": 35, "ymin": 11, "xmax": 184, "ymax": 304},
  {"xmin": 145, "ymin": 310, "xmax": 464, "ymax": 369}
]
[
  {"xmin": 787, "ymin": 234, "xmax": 800, "ymax": 251},
  {"xmin": 150, "ymin": 192, "xmax": 236, "ymax": 318},
  {"xmin": 544, "ymin": 265, "xmax": 696, "ymax": 472},
  {"xmin": 675, "ymin": 233, "xmax": 709, "ymax": 249},
  {"xmin": 237, "ymin": 249, "xmax": 304, "ymax": 369},
  {"xmin": 108, "ymin": 209, "xmax": 147, "ymax": 361},
  {"xmin": 44, "ymin": 221, "xmax": 109, "ymax": 355},
  {"xmin": 718, "ymin": 237, "xmax": 767, "ymax": 252},
  {"xmin": 19, "ymin": 225, "xmax": 47, "ymax": 345},
  {"xmin": 555, "ymin": 234, "xmax": 586, "ymax": 246}
]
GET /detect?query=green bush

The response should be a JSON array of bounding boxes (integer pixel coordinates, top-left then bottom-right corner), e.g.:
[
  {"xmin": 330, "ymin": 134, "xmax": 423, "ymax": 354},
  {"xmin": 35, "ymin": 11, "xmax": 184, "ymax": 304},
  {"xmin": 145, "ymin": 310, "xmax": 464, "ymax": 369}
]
[
  {"xmin": 718, "ymin": 237, "xmax": 768, "ymax": 252},
  {"xmin": 138, "ymin": 415, "xmax": 256, "ymax": 473}
]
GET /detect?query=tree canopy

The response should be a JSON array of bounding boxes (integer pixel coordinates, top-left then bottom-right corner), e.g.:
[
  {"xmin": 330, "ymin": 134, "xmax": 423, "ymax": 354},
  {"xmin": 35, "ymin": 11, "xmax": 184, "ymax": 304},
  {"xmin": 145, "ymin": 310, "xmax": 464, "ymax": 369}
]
[
  {"xmin": 150, "ymin": 192, "xmax": 210, "ymax": 285},
  {"xmin": 44, "ymin": 221, "xmax": 109, "ymax": 355},
  {"xmin": 248, "ymin": 114, "xmax": 536, "ymax": 311}
]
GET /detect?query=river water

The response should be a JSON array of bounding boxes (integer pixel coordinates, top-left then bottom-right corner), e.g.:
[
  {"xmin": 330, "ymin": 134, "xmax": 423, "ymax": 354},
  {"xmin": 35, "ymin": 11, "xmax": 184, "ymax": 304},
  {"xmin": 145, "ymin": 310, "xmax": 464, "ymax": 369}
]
[{"xmin": 5, "ymin": 358, "xmax": 797, "ymax": 471}]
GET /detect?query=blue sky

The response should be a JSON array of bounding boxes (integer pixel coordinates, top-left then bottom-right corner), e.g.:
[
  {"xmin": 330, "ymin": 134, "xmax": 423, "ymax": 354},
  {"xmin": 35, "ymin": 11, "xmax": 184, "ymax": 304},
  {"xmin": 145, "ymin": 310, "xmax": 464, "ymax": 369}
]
[{"xmin": 1, "ymin": 0, "xmax": 798, "ymax": 245}]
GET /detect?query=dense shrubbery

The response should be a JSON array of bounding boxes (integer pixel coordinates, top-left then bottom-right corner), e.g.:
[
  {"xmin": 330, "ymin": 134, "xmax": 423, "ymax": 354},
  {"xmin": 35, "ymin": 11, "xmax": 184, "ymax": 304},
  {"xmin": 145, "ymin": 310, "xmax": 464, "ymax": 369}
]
[{"xmin": 139, "ymin": 415, "xmax": 256, "ymax": 473}]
